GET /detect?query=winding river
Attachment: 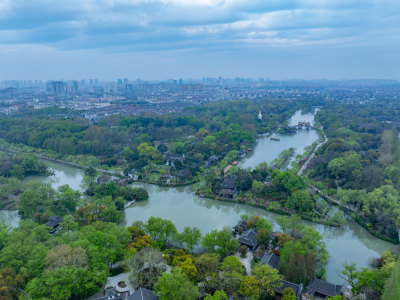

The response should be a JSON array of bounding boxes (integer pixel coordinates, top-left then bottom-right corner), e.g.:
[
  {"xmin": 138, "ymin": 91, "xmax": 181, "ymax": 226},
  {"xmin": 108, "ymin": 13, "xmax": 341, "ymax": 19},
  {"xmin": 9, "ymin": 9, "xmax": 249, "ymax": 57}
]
[{"xmin": 1, "ymin": 110, "xmax": 397, "ymax": 284}]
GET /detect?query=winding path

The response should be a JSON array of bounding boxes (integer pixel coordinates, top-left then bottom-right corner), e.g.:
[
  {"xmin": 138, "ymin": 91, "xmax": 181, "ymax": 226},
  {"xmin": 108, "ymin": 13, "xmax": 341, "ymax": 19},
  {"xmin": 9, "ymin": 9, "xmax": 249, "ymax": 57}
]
[
  {"xmin": 297, "ymin": 130, "xmax": 328, "ymax": 175},
  {"xmin": 306, "ymin": 183, "xmax": 357, "ymax": 213},
  {"xmin": 293, "ymin": 129, "xmax": 359, "ymax": 214}
]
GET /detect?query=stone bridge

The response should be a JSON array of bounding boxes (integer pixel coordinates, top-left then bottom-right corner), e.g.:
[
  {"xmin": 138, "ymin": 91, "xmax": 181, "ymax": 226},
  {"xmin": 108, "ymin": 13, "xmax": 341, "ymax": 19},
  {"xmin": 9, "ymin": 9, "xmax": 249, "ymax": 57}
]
[{"xmin": 290, "ymin": 121, "xmax": 317, "ymax": 130}]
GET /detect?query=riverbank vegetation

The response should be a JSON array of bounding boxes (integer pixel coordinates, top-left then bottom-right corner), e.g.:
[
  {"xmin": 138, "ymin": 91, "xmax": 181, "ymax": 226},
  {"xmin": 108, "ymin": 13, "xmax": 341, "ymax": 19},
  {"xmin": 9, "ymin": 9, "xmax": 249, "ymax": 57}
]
[
  {"xmin": 198, "ymin": 162, "xmax": 344, "ymax": 227},
  {"xmin": 0, "ymin": 152, "xmax": 49, "ymax": 178},
  {"xmin": 340, "ymin": 250, "xmax": 399, "ymax": 300},
  {"xmin": 306, "ymin": 104, "xmax": 400, "ymax": 242}
]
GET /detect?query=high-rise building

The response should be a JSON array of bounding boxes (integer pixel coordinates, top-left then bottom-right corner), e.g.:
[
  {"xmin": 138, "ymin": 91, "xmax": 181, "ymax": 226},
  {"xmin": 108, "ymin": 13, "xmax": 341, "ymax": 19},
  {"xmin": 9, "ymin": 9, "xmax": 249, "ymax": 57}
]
[
  {"xmin": 46, "ymin": 81, "xmax": 65, "ymax": 94},
  {"xmin": 72, "ymin": 81, "xmax": 79, "ymax": 93}
]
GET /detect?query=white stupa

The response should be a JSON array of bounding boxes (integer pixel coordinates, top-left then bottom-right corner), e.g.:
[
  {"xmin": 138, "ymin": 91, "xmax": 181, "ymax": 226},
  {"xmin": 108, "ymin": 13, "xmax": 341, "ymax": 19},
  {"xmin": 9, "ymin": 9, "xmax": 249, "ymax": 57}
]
[{"xmin": 258, "ymin": 110, "xmax": 262, "ymax": 121}]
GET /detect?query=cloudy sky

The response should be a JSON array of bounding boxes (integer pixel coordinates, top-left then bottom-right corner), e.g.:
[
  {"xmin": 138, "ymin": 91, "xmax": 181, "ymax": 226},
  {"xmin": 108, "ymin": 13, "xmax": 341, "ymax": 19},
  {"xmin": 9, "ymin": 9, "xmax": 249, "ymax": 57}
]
[{"xmin": 0, "ymin": 0, "xmax": 399, "ymax": 80}]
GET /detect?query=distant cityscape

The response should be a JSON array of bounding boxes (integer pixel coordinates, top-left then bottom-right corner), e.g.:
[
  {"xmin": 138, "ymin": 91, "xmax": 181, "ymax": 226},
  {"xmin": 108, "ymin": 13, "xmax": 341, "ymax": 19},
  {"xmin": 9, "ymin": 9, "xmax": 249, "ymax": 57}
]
[{"xmin": 1, "ymin": 78, "xmax": 399, "ymax": 122}]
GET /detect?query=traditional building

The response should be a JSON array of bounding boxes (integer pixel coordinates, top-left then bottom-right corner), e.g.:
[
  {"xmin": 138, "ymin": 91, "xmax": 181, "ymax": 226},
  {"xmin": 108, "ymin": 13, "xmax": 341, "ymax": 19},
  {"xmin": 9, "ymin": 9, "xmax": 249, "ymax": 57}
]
[
  {"xmin": 233, "ymin": 220, "xmax": 248, "ymax": 234},
  {"xmin": 238, "ymin": 228, "xmax": 258, "ymax": 249},
  {"xmin": 46, "ymin": 216, "xmax": 63, "ymax": 235},
  {"xmin": 207, "ymin": 155, "xmax": 219, "ymax": 165},
  {"xmin": 307, "ymin": 277, "xmax": 342, "ymax": 299},
  {"xmin": 129, "ymin": 288, "xmax": 157, "ymax": 300},
  {"xmin": 275, "ymin": 280, "xmax": 303, "ymax": 300},
  {"xmin": 260, "ymin": 252, "xmax": 280, "ymax": 269}
]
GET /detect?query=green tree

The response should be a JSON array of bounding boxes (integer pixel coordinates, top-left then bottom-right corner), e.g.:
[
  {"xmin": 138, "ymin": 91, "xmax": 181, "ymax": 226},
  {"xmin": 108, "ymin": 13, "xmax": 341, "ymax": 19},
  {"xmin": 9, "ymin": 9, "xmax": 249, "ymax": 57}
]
[
  {"xmin": 239, "ymin": 276, "xmax": 260, "ymax": 299},
  {"xmin": 277, "ymin": 215, "xmax": 303, "ymax": 237},
  {"xmin": 255, "ymin": 217, "xmax": 273, "ymax": 232},
  {"xmin": 204, "ymin": 290, "xmax": 228, "ymax": 300},
  {"xmin": 257, "ymin": 228, "xmax": 271, "ymax": 246},
  {"xmin": 18, "ymin": 181, "xmax": 52, "ymax": 218},
  {"xmin": 26, "ymin": 266, "xmax": 103, "ymax": 300},
  {"xmin": 328, "ymin": 151, "xmax": 362, "ymax": 181},
  {"xmin": 252, "ymin": 264, "xmax": 283, "ymax": 298},
  {"xmin": 220, "ymin": 256, "xmax": 245, "ymax": 275},
  {"xmin": 56, "ymin": 184, "xmax": 81, "ymax": 212},
  {"xmin": 32, "ymin": 224, "xmax": 52, "ymax": 243},
  {"xmin": 340, "ymin": 263, "xmax": 358, "ymax": 288},
  {"xmin": 44, "ymin": 244, "xmax": 88, "ymax": 270},
  {"xmin": 78, "ymin": 221, "xmax": 130, "ymax": 266},
  {"xmin": 125, "ymin": 248, "xmax": 166, "ymax": 289},
  {"xmin": 180, "ymin": 226, "xmax": 202, "ymax": 253},
  {"xmin": 154, "ymin": 268, "xmax": 200, "ymax": 300},
  {"xmin": 0, "ymin": 267, "xmax": 24, "ymax": 300},
  {"xmin": 285, "ymin": 190, "xmax": 314, "ymax": 213},
  {"xmin": 202, "ymin": 227, "xmax": 239, "ymax": 256},
  {"xmin": 0, "ymin": 223, "xmax": 10, "ymax": 251},
  {"xmin": 327, "ymin": 296, "xmax": 342, "ymax": 300},
  {"xmin": 300, "ymin": 225, "xmax": 329, "ymax": 278},
  {"xmin": 219, "ymin": 269, "xmax": 244, "ymax": 297},
  {"xmin": 59, "ymin": 215, "xmax": 78, "ymax": 236},
  {"xmin": 137, "ymin": 143, "xmax": 158, "ymax": 159},
  {"xmin": 239, "ymin": 245, "xmax": 248, "ymax": 258},
  {"xmin": 194, "ymin": 253, "xmax": 220, "ymax": 280},
  {"xmin": 282, "ymin": 287, "xmax": 297, "ymax": 300},
  {"xmin": 280, "ymin": 241, "xmax": 315, "ymax": 284},
  {"xmin": 84, "ymin": 166, "xmax": 97, "ymax": 177},
  {"xmin": 145, "ymin": 217, "xmax": 178, "ymax": 246},
  {"xmin": 252, "ymin": 180, "xmax": 265, "ymax": 197}
]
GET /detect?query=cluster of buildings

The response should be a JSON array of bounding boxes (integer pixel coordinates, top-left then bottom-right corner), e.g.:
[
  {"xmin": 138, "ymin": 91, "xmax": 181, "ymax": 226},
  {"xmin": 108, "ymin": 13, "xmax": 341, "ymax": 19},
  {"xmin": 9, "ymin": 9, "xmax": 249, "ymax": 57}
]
[
  {"xmin": 1, "ymin": 79, "xmax": 399, "ymax": 120},
  {"xmin": 233, "ymin": 220, "xmax": 343, "ymax": 300}
]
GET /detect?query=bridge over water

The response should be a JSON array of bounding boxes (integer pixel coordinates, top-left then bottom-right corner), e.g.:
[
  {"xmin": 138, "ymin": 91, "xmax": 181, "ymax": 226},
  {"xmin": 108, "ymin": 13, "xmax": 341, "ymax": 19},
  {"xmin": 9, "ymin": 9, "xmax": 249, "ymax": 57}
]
[{"xmin": 289, "ymin": 121, "xmax": 317, "ymax": 130}]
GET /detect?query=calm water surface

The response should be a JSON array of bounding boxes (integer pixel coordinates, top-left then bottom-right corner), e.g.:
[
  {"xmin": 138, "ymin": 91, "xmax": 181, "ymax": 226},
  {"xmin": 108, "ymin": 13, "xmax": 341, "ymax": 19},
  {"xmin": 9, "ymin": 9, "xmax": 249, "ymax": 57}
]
[
  {"xmin": 241, "ymin": 110, "xmax": 319, "ymax": 169},
  {"xmin": 2, "ymin": 110, "xmax": 396, "ymax": 284}
]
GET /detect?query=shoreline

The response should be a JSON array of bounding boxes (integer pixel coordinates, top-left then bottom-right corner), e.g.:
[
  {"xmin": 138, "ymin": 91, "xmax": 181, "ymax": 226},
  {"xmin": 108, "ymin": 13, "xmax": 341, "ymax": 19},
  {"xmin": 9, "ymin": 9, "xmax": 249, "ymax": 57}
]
[{"xmin": 196, "ymin": 191, "xmax": 341, "ymax": 228}]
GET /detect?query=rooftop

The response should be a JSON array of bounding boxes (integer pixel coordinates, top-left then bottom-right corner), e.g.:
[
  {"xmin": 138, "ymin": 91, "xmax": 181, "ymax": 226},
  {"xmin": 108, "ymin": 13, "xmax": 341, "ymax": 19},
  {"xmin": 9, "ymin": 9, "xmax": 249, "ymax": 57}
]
[
  {"xmin": 260, "ymin": 252, "xmax": 280, "ymax": 269},
  {"xmin": 307, "ymin": 277, "xmax": 342, "ymax": 298}
]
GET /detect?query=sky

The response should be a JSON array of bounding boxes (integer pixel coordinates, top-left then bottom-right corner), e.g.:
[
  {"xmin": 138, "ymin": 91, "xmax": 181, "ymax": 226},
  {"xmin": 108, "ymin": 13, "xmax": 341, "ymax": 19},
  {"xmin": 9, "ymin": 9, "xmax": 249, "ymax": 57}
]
[{"xmin": 0, "ymin": 0, "xmax": 399, "ymax": 80}]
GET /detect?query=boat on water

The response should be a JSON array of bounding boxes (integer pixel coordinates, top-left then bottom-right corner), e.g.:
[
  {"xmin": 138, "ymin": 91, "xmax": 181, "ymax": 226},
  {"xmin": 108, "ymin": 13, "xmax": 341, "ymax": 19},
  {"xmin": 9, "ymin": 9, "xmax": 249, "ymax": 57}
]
[{"xmin": 270, "ymin": 137, "xmax": 280, "ymax": 141}]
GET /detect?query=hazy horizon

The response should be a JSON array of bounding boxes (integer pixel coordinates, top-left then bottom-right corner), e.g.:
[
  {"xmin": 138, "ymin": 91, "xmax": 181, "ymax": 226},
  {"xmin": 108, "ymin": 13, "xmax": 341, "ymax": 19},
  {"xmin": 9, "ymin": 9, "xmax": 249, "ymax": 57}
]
[{"xmin": 1, "ymin": 0, "xmax": 399, "ymax": 80}]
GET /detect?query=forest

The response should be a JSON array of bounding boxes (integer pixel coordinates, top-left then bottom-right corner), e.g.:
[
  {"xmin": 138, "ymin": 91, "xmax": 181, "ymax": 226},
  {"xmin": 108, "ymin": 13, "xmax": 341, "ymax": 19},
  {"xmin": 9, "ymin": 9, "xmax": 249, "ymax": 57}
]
[
  {"xmin": 307, "ymin": 104, "xmax": 400, "ymax": 242},
  {"xmin": 0, "ymin": 100, "xmax": 305, "ymax": 185}
]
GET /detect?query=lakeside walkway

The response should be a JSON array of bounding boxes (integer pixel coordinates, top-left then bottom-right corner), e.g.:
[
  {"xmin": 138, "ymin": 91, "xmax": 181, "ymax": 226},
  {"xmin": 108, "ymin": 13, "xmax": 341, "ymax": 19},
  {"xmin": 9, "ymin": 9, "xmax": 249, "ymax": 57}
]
[
  {"xmin": 297, "ymin": 131, "xmax": 328, "ymax": 175},
  {"xmin": 306, "ymin": 183, "xmax": 357, "ymax": 213}
]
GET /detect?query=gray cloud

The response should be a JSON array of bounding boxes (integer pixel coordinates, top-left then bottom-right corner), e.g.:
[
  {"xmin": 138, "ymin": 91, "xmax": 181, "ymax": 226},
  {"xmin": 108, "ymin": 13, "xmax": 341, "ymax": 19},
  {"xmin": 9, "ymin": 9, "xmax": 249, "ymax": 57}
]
[{"xmin": 0, "ymin": 0, "xmax": 399, "ymax": 79}]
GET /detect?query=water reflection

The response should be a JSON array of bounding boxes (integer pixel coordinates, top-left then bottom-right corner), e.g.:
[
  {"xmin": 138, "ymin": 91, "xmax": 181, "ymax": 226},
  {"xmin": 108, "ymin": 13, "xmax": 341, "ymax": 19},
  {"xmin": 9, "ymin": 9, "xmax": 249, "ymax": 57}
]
[
  {"xmin": 241, "ymin": 110, "xmax": 320, "ymax": 169},
  {"xmin": 23, "ymin": 162, "xmax": 84, "ymax": 191}
]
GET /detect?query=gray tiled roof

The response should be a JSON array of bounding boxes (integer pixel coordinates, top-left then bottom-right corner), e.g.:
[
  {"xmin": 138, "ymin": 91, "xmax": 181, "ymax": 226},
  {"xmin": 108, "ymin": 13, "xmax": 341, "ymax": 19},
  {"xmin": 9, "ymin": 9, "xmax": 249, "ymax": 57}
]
[
  {"xmin": 233, "ymin": 220, "xmax": 247, "ymax": 231},
  {"xmin": 46, "ymin": 215, "xmax": 63, "ymax": 228},
  {"xmin": 275, "ymin": 280, "xmax": 303, "ymax": 300},
  {"xmin": 128, "ymin": 288, "xmax": 157, "ymax": 300},
  {"xmin": 260, "ymin": 252, "xmax": 280, "ymax": 269},
  {"xmin": 239, "ymin": 229, "xmax": 258, "ymax": 248},
  {"xmin": 307, "ymin": 277, "xmax": 342, "ymax": 297}
]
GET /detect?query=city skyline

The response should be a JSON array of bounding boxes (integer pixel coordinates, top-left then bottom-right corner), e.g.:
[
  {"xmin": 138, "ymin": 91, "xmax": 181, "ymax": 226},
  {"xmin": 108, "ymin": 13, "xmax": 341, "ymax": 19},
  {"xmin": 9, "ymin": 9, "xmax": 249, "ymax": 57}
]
[{"xmin": 0, "ymin": 0, "xmax": 399, "ymax": 80}]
